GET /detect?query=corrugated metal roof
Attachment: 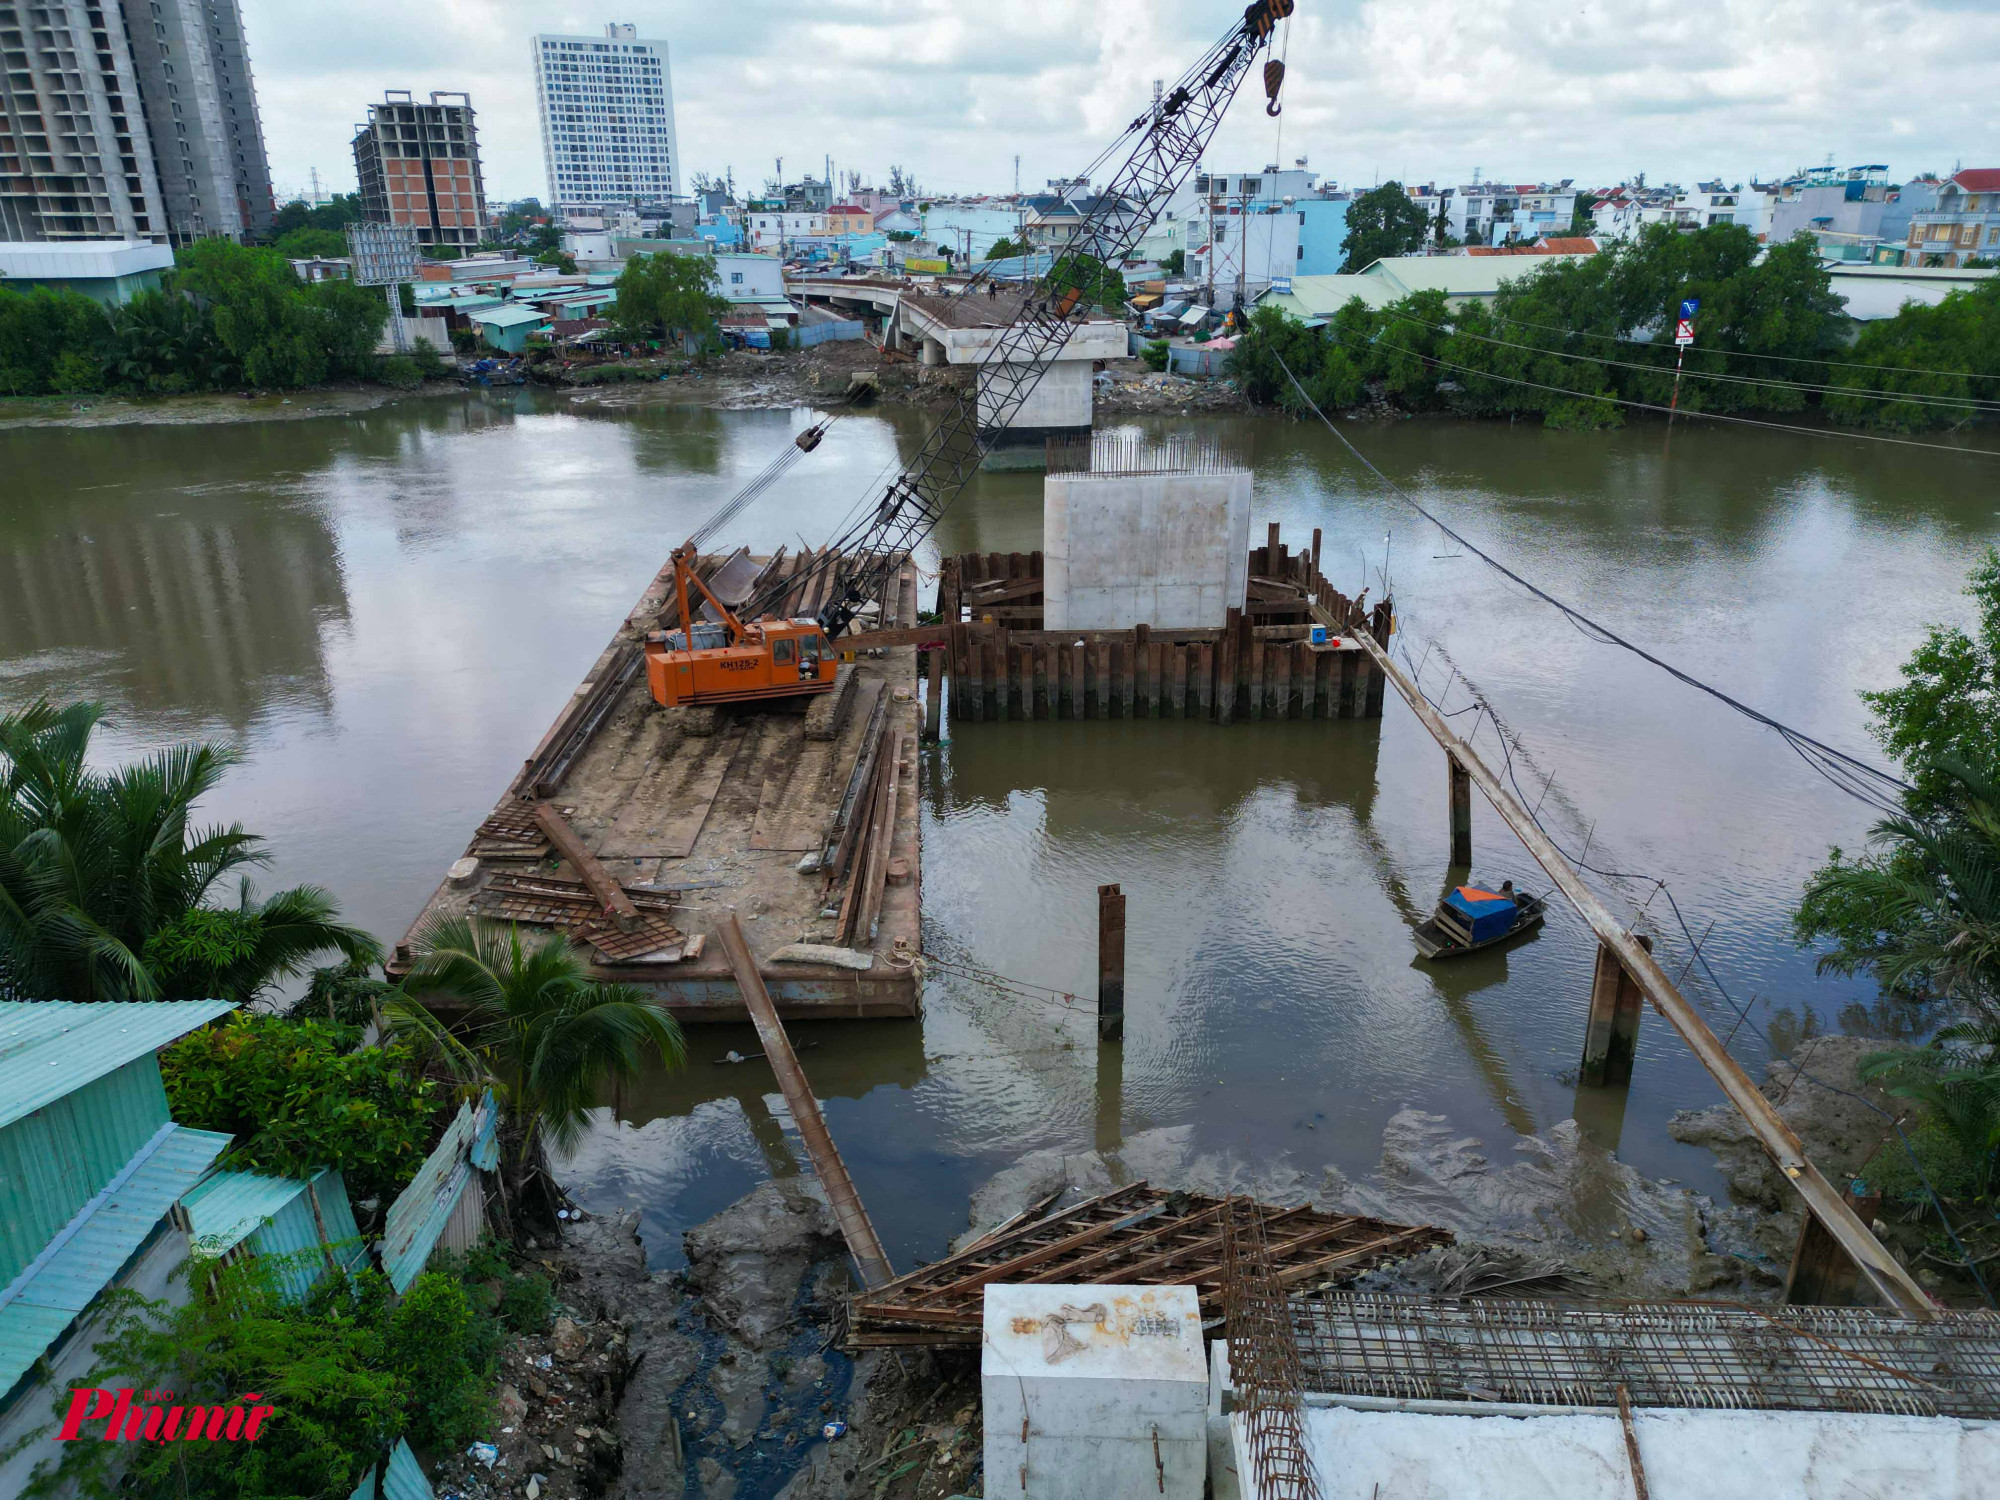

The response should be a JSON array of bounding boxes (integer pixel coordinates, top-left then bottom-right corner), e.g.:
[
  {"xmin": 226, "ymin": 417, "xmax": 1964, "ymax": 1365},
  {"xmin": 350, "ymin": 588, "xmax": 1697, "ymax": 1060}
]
[
  {"xmin": 379, "ymin": 1092, "xmax": 492, "ymax": 1292},
  {"xmin": 469, "ymin": 304, "xmax": 545, "ymax": 328},
  {"xmin": 0, "ymin": 1001, "xmax": 233, "ymax": 1130},
  {"xmin": 183, "ymin": 1168, "xmax": 311, "ymax": 1255},
  {"xmin": 0, "ymin": 1123, "xmax": 230, "ymax": 1401},
  {"xmin": 183, "ymin": 1166, "xmax": 368, "ymax": 1300},
  {"xmin": 347, "ymin": 1438, "xmax": 434, "ymax": 1500}
]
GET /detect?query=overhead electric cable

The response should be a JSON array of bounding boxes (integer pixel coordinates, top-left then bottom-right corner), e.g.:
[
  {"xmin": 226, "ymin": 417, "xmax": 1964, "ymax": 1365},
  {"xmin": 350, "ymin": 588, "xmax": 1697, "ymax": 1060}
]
[
  {"xmin": 1326, "ymin": 327, "xmax": 2000, "ymax": 460},
  {"xmin": 1268, "ymin": 348, "xmax": 1916, "ymax": 812}
]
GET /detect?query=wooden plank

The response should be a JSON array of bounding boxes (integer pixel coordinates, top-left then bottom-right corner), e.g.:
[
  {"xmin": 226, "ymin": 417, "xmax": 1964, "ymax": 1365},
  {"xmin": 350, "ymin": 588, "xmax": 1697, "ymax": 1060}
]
[
  {"xmin": 1034, "ymin": 643, "xmax": 1051, "ymax": 720},
  {"xmin": 1195, "ymin": 642, "xmax": 1213, "ymax": 719},
  {"xmin": 910, "ymin": 1202, "xmax": 1173, "ymax": 1305},
  {"xmin": 535, "ymin": 802, "xmax": 639, "ymax": 930},
  {"xmin": 854, "ymin": 1187, "xmax": 1154, "ymax": 1304},
  {"xmin": 1300, "ymin": 642, "xmax": 1317, "ymax": 719},
  {"xmin": 1172, "ymin": 646, "xmax": 1189, "ymax": 718},
  {"xmin": 715, "ymin": 912, "xmax": 894, "ymax": 1291},
  {"xmin": 1248, "ymin": 639, "xmax": 1266, "ymax": 720},
  {"xmin": 1355, "ymin": 628, "xmax": 1936, "ymax": 1319},
  {"xmin": 853, "ymin": 730, "xmax": 904, "ymax": 945}
]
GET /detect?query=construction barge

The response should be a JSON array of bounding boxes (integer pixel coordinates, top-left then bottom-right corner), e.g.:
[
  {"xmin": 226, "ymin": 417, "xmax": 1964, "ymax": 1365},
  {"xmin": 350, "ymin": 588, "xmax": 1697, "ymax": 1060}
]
[{"xmin": 390, "ymin": 547, "xmax": 925, "ymax": 1021}]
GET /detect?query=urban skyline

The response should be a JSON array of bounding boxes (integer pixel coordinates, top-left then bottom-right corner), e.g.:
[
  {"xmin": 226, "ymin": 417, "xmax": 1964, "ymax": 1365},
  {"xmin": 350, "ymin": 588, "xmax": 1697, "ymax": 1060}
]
[{"xmin": 239, "ymin": 0, "xmax": 2000, "ymax": 209}]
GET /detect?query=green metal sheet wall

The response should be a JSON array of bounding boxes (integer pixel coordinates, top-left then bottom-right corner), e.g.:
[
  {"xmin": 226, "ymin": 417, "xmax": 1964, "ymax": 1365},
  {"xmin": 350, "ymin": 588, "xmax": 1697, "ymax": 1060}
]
[{"xmin": 0, "ymin": 1059, "xmax": 171, "ymax": 1287}]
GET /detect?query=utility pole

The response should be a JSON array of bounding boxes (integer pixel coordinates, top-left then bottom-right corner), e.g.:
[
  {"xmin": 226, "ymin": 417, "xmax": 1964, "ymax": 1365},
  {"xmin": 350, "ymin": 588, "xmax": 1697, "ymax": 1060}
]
[{"xmin": 1013, "ymin": 153, "xmax": 1021, "ymax": 196}]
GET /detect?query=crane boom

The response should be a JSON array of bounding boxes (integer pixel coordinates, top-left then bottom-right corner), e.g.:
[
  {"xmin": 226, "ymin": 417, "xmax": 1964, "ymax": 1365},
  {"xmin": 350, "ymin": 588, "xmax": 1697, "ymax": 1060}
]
[{"xmin": 754, "ymin": 0, "xmax": 1295, "ymax": 637}]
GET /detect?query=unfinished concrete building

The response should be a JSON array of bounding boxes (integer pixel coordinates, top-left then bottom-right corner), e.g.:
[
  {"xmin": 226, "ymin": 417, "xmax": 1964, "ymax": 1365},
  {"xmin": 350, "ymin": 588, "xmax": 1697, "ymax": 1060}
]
[
  {"xmin": 352, "ymin": 91, "xmax": 486, "ymax": 254},
  {"xmin": 0, "ymin": 0, "xmax": 273, "ymax": 243}
]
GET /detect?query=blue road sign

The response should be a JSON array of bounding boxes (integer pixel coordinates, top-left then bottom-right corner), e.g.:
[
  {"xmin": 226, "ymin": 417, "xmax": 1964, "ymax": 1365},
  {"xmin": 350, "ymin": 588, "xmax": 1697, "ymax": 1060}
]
[{"xmin": 1680, "ymin": 298, "xmax": 1700, "ymax": 320}]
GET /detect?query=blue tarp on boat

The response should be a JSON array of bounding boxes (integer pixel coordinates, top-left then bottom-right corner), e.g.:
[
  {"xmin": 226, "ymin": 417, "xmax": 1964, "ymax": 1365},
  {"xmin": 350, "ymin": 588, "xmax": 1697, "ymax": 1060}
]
[{"xmin": 1443, "ymin": 886, "xmax": 1519, "ymax": 944}]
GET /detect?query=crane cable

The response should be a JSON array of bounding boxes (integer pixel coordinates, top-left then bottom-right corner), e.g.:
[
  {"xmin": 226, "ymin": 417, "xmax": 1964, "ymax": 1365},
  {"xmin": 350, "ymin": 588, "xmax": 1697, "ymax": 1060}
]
[{"xmin": 1267, "ymin": 348, "xmax": 1916, "ymax": 812}]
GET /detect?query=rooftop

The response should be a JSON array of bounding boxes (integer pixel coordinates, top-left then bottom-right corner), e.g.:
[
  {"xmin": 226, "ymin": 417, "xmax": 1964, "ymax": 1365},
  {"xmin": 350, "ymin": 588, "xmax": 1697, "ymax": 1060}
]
[
  {"xmin": 0, "ymin": 1122, "xmax": 232, "ymax": 1402},
  {"xmin": 0, "ymin": 240, "xmax": 175, "ymax": 279},
  {"xmin": 0, "ymin": 1000, "xmax": 233, "ymax": 1128}
]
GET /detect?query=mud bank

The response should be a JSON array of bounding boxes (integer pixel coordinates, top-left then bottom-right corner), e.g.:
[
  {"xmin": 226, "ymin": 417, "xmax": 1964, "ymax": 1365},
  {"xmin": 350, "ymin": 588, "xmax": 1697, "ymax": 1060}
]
[
  {"xmin": 0, "ymin": 381, "xmax": 464, "ymax": 429},
  {"xmin": 553, "ymin": 1041, "xmax": 1909, "ymax": 1500}
]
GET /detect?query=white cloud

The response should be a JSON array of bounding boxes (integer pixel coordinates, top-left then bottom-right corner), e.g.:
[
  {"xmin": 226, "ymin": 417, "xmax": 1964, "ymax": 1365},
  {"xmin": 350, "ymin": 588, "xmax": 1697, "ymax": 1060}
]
[{"xmin": 240, "ymin": 0, "xmax": 2000, "ymax": 203}]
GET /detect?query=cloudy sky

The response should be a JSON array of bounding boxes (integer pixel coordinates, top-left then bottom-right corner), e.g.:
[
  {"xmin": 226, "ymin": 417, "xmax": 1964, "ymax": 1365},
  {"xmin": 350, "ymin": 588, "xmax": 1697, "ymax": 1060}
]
[{"xmin": 240, "ymin": 0, "xmax": 2000, "ymax": 205}]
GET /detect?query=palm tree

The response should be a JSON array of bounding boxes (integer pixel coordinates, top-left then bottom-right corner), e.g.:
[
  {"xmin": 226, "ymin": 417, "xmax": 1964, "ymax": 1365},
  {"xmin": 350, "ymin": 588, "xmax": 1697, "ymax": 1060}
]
[
  {"xmin": 1, "ymin": 698, "xmax": 379, "ymax": 1003},
  {"xmin": 1796, "ymin": 760, "xmax": 2000, "ymax": 1029},
  {"xmin": 384, "ymin": 915, "xmax": 685, "ymax": 1230}
]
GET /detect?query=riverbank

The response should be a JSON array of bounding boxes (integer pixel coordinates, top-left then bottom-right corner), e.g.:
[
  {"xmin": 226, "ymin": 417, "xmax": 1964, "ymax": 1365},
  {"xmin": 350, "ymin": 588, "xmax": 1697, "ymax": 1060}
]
[
  {"xmin": 0, "ymin": 345, "xmax": 1250, "ymax": 430},
  {"xmin": 544, "ymin": 1038, "xmax": 1932, "ymax": 1500},
  {"xmin": 0, "ymin": 380, "xmax": 472, "ymax": 429}
]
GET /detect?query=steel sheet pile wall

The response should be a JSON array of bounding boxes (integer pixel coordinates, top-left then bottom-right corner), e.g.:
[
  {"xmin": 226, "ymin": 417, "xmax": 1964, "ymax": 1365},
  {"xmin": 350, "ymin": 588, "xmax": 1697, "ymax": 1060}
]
[{"xmin": 938, "ymin": 525, "xmax": 1392, "ymax": 724}]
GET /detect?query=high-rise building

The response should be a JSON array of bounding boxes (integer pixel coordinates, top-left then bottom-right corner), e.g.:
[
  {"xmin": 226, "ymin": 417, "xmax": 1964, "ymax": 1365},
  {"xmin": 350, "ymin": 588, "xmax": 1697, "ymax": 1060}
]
[
  {"xmin": 531, "ymin": 23, "xmax": 679, "ymax": 213},
  {"xmin": 351, "ymin": 90, "xmax": 486, "ymax": 252},
  {"xmin": 0, "ymin": 0, "xmax": 273, "ymax": 244}
]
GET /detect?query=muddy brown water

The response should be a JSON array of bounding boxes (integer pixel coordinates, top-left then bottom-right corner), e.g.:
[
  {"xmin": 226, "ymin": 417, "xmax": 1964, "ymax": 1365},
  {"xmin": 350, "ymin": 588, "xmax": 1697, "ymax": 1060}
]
[{"xmin": 4, "ymin": 388, "xmax": 1994, "ymax": 1270}]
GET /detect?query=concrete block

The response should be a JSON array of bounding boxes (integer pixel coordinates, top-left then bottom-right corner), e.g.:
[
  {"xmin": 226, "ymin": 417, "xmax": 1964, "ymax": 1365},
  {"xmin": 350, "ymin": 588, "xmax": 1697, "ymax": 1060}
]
[
  {"xmin": 1044, "ymin": 469, "xmax": 1252, "ymax": 630},
  {"xmin": 984, "ymin": 1284, "xmax": 1207, "ymax": 1500}
]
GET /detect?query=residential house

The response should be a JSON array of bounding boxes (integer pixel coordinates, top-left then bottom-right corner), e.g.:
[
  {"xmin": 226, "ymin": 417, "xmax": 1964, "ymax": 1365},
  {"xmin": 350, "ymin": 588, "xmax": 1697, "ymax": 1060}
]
[
  {"xmin": 1296, "ymin": 193, "xmax": 1352, "ymax": 274},
  {"xmin": 1446, "ymin": 181, "xmax": 1577, "ymax": 246},
  {"xmin": 1901, "ymin": 169, "xmax": 2000, "ymax": 267},
  {"xmin": 745, "ymin": 210, "xmax": 826, "ymax": 250},
  {"xmin": 1666, "ymin": 181, "xmax": 1745, "ymax": 230},
  {"xmin": 1768, "ymin": 168, "xmax": 1935, "ymax": 259},
  {"xmin": 824, "ymin": 205, "xmax": 874, "ymax": 236},
  {"xmin": 0, "ymin": 1000, "xmax": 235, "ymax": 1496},
  {"xmin": 1024, "ymin": 194, "xmax": 1142, "ymax": 256},
  {"xmin": 924, "ymin": 199, "xmax": 1031, "ymax": 261},
  {"xmin": 1193, "ymin": 202, "xmax": 1301, "ymax": 308},
  {"xmin": 873, "ymin": 208, "xmax": 922, "ymax": 237},
  {"xmin": 1587, "ymin": 182, "xmax": 1678, "ymax": 243},
  {"xmin": 1254, "ymin": 249, "xmax": 1598, "ymax": 323},
  {"xmin": 181, "ymin": 1166, "xmax": 370, "ymax": 1304}
]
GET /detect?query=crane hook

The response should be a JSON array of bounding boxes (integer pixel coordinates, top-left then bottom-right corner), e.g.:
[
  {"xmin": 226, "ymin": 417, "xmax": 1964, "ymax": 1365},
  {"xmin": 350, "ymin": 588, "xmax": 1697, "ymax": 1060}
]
[{"xmin": 1264, "ymin": 58, "xmax": 1286, "ymax": 116}]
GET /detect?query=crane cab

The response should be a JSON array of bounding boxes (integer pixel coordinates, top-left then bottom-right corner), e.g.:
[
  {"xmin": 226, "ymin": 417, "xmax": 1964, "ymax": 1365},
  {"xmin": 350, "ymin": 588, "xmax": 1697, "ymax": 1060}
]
[{"xmin": 645, "ymin": 616, "xmax": 837, "ymax": 707}]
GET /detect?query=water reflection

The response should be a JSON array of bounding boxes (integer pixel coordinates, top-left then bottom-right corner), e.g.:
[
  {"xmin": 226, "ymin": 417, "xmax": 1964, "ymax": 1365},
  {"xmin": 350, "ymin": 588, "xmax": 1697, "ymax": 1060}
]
[{"xmin": 1, "ymin": 391, "xmax": 1993, "ymax": 1268}]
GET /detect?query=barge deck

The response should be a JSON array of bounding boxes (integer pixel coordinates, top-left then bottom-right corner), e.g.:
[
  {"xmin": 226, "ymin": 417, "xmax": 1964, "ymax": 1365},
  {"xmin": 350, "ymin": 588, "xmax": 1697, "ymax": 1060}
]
[{"xmin": 390, "ymin": 547, "xmax": 925, "ymax": 1022}]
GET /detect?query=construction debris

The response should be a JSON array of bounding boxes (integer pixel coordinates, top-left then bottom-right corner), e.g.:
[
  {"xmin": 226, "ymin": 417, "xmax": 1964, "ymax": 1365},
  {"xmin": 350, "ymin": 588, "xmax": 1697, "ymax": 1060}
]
[{"xmin": 848, "ymin": 1184, "xmax": 1450, "ymax": 1348}]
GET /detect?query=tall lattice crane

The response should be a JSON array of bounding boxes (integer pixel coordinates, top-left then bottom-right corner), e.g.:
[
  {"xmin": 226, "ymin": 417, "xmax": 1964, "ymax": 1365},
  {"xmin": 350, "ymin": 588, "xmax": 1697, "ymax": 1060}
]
[{"xmin": 647, "ymin": 0, "xmax": 1294, "ymax": 710}]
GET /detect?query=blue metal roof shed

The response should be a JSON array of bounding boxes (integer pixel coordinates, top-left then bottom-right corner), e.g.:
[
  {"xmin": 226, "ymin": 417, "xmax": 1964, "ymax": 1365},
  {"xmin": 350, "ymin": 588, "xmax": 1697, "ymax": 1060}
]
[{"xmin": 182, "ymin": 1166, "xmax": 369, "ymax": 1303}]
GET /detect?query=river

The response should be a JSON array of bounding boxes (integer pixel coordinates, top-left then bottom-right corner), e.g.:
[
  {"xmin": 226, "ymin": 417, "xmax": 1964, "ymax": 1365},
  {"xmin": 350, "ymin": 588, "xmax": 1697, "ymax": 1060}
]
[{"xmin": 3, "ymin": 388, "xmax": 1991, "ymax": 1270}]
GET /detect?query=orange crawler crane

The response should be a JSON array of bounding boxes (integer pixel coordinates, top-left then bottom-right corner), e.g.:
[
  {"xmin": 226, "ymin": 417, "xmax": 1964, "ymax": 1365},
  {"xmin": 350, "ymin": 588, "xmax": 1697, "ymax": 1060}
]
[
  {"xmin": 644, "ymin": 541, "xmax": 838, "ymax": 707},
  {"xmin": 643, "ymin": 0, "xmax": 1294, "ymax": 713}
]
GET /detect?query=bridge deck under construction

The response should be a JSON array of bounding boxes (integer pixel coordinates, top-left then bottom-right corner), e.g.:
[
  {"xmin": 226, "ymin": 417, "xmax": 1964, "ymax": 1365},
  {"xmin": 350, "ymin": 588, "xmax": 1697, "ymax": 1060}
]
[{"xmin": 390, "ymin": 547, "xmax": 924, "ymax": 1022}]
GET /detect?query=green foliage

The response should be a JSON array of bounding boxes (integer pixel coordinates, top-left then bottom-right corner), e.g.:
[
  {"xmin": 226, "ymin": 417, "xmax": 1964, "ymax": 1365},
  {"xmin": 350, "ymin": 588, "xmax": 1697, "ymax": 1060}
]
[
  {"xmin": 886, "ymin": 230, "xmax": 916, "ymax": 243},
  {"xmin": 534, "ymin": 247, "xmax": 579, "ymax": 274},
  {"xmin": 613, "ymin": 250, "xmax": 730, "ymax": 344},
  {"xmin": 175, "ymin": 239, "xmax": 387, "ymax": 388},
  {"xmin": 273, "ymin": 227, "xmax": 350, "ymax": 261},
  {"xmin": 305, "ymin": 955, "xmax": 390, "ymax": 1025},
  {"xmin": 387, "ymin": 916, "xmax": 684, "ymax": 1227},
  {"xmin": 1046, "ymin": 251, "xmax": 1126, "ymax": 313},
  {"xmin": 0, "ymin": 699, "xmax": 380, "ymax": 1003},
  {"xmin": 412, "ymin": 337, "xmax": 446, "ymax": 378},
  {"xmin": 769, "ymin": 326, "xmax": 791, "ymax": 352},
  {"xmin": 987, "ymin": 235, "xmax": 1026, "ymax": 261},
  {"xmin": 389, "ymin": 1272, "xmax": 496, "ymax": 1446},
  {"xmin": 0, "ymin": 286, "xmax": 112, "ymax": 396},
  {"xmin": 1231, "ymin": 224, "xmax": 1860, "ymax": 430},
  {"xmin": 1142, "ymin": 337, "xmax": 1170, "ymax": 372},
  {"xmin": 1160, "ymin": 249, "xmax": 1186, "ymax": 276},
  {"xmin": 1340, "ymin": 182, "xmax": 1433, "ymax": 271},
  {"xmin": 497, "ymin": 1267, "xmax": 555, "ymax": 1334},
  {"xmin": 161, "ymin": 1013, "xmax": 445, "ymax": 1203},
  {"xmin": 379, "ymin": 354, "xmax": 423, "ymax": 389},
  {"xmin": 1825, "ymin": 276, "xmax": 2000, "ymax": 431},
  {"xmin": 499, "ymin": 200, "xmax": 547, "ymax": 236},
  {"xmin": 269, "ymin": 193, "xmax": 364, "ymax": 240},
  {"xmin": 1795, "ymin": 763, "xmax": 2000, "ymax": 1022},
  {"xmin": 27, "ymin": 1261, "xmax": 402, "ymax": 1500},
  {"xmin": 1859, "ymin": 1044, "xmax": 2000, "ymax": 1206},
  {"xmin": 1855, "ymin": 548, "xmax": 2000, "ymax": 814},
  {"xmin": 28, "ymin": 1250, "xmax": 510, "ymax": 1499}
]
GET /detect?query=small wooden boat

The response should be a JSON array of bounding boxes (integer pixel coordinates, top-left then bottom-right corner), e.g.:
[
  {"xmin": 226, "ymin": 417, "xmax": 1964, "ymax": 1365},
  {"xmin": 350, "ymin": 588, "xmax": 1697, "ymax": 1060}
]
[{"xmin": 1413, "ymin": 883, "xmax": 1547, "ymax": 960}]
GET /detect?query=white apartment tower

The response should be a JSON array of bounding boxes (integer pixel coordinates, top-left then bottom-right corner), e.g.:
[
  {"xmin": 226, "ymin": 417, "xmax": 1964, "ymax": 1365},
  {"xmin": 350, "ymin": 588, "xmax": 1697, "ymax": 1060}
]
[{"xmin": 531, "ymin": 22, "xmax": 678, "ymax": 213}]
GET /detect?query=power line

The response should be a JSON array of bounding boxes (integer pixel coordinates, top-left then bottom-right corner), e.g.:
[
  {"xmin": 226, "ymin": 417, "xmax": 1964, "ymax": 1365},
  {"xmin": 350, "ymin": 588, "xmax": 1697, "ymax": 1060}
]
[
  {"xmin": 1379, "ymin": 310, "xmax": 2000, "ymax": 416},
  {"xmin": 1478, "ymin": 306, "xmax": 2000, "ymax": 385},
  {"xmin": 1268, "ymin": 348, "xmax": 1915, "ymax": 814},
  {"xmin": 1337, "ymin": 327, "xmax": 2000, "ymax": 461}
]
